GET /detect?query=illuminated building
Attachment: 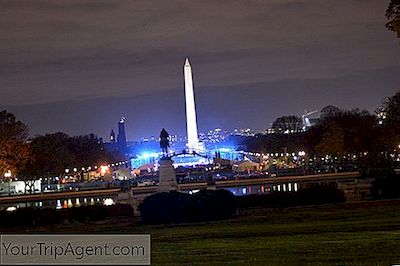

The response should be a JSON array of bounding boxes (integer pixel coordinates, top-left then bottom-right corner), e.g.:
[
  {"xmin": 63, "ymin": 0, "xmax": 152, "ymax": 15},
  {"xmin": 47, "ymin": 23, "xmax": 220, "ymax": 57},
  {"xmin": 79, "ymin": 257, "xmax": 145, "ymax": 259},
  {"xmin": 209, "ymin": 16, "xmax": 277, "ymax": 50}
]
[
  {"xmin": 110, "ymin": 129, "xmax": 116, "ymax": 143},
  {"xmin": 117, "ymin": 117, "xmax": 127, "ymax": 150}
]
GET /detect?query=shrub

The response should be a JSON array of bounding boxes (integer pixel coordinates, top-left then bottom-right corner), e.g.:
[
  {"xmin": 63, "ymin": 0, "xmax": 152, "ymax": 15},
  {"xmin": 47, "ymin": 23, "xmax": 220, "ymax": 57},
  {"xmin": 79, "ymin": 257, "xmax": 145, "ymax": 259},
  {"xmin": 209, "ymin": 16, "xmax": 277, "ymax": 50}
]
[
  {"xmin": 0, "ymin": 203, "xmax": 134, "ymax": 228},
  {"xmin": 372, "ymin": 173, "xmax": 400, "ymax": 199},
  {"xmin": 106, "ymin": 203, "xmax": 134, "ymax": 217},
  {"xmin": 139, "ymin": 190, "xmax": 236, "ymax": 224},
  {"xmin": 192, "ymin": 189, "xmax": 236, "ymax": 221},
  {"xmin": 236, "ymin": 183, "xmax": 345, "ymax": 208}
]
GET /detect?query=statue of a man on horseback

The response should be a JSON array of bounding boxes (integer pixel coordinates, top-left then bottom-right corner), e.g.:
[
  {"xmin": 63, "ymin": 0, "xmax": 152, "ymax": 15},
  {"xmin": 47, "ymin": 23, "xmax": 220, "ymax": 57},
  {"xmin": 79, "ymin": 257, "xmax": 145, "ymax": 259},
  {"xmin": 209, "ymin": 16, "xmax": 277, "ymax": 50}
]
[{"xmin": 160, "ymin": 128, "xmax": 170, "ymax": 155}]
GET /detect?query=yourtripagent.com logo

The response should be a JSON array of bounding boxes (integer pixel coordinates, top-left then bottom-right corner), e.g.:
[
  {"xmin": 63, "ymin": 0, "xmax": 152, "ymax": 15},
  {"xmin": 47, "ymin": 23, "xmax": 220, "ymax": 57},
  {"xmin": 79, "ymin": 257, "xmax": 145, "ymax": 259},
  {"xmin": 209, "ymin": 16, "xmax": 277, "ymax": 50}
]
[{"xmin": 0, "ymin": 235, "xmax": 150, "ymax": 265}]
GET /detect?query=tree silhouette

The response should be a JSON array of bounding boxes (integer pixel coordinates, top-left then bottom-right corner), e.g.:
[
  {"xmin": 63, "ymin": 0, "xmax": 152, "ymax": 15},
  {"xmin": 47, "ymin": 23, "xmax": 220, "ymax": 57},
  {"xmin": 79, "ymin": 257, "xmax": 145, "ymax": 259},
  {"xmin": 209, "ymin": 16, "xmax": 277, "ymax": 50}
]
[
  {"xmin": 386, "ymin": 0, "xmax": 400, "ymax": 37},
  {"xmin": 0, "ymin": 110, "xmax": 29, "ymax": 179},
  {"xmin": 271, "ymin": 115, "xmax": 302, "ymax": 133}
]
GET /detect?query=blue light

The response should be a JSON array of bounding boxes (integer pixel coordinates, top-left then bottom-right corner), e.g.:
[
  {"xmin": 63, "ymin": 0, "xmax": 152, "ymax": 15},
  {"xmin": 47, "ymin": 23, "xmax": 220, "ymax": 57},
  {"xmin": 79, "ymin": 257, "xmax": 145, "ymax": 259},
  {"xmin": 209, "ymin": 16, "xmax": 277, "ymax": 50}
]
[
  {"xmin": 218, "ymin": 147, "xmax": 233, "ymax": 152},
  {"xmin": 139, "ymin": 152, "xmax": 160, "ymax": 159}
]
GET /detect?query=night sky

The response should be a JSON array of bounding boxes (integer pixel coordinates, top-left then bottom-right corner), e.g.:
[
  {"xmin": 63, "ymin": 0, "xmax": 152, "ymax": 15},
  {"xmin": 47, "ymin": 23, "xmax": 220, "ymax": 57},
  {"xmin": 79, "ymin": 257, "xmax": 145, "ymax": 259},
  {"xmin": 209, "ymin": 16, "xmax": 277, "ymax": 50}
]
[{"xmin": 1, "ymin": 0, "xmax": 399, "ymax": 140}]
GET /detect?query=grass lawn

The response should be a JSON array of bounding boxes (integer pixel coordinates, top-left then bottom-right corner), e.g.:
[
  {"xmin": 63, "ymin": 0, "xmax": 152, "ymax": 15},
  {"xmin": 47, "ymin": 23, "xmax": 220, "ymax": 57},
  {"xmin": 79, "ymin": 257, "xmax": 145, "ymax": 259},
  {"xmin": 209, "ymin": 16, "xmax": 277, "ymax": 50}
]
[{"xmin": 5, "ymin": 200, "xmax": 400, "ymax": 265}]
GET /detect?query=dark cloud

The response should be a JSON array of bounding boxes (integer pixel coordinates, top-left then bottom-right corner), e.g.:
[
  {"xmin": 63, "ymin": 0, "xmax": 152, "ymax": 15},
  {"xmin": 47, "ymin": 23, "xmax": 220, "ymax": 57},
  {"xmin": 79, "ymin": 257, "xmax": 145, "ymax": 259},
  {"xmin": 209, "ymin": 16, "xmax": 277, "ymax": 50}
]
[
  {"xmin": 4, "ymin": 65, "xmax": 400, "ymax": 140},
  {"xmin": 0, "ymin": 0, "xmax": 399, "ymax": 139}
]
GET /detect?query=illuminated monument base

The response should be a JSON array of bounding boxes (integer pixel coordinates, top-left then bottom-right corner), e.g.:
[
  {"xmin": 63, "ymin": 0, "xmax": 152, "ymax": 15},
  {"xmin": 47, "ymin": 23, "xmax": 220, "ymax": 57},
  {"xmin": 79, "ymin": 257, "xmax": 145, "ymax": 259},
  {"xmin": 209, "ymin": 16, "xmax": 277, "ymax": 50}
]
[{"xmin": 158, "ymin": 157, "xmax": 178, "ymax": 192}]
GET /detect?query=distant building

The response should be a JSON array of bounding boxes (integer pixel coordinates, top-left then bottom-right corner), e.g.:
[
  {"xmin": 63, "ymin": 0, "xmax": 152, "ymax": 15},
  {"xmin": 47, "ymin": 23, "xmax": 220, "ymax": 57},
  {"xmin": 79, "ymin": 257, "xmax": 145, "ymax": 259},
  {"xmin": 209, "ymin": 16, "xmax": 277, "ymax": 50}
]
[
  {"xmin": 232, "ymin": 128, "xmax": 255, "ymax": 137},
  {"xmin": 117, "ymin": 117, "xmax": 127, "ymax": 150},
  {"xmin": 271, "ymin": 115, "xmax": 303, "ymax": 134},
  {"xmin": 104, "ymin": 117, "xmax": 129, "ymax": 156},
  {"xmin": 110, "ymin": 129, "xmax": 116, "ymax": 143},
  {"xmin": 320, "ymin": 105, "xmax": 340, "ymax": 119}
]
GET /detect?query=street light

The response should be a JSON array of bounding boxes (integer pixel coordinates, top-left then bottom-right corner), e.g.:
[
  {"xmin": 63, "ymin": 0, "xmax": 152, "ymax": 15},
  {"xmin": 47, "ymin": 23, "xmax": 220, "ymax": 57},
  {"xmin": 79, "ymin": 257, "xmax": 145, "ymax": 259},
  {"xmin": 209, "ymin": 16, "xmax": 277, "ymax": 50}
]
[
  {"xmin": 100, "ymin": 165, "xmax": 109, "ymax": 176},
  {"xmin": 4, "ymin": 170, "xmax": 12, "ymax": 179},
  {"xmin": 4, "ymin": 170, "xmax": 12, "ymax": 196}
]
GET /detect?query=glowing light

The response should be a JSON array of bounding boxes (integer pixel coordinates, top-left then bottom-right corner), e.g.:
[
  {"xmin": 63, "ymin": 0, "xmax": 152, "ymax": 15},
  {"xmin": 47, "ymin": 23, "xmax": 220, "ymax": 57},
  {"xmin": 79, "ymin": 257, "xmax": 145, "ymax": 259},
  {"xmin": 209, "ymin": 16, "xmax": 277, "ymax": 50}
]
[
  {"xmin": 4, "ymin": 170, "xmax": 11, "ymax": 178},
  {"xmin": 188, "ymin": 189, "xmax": 201, "ymax": 195},
  {"xmin": 218, "ymin": 148, "xmax": 233, "ymax": 152},
  {"xmin": 6, "ymin": 206, "xmax": 17, "ymax": 212},
  {"xmin": 100, "ymin": 165, "xmax": 109, "ymax": 175},
  {"xmin": 140, "ymin": 152, "xmax": 160, "ymax": 159},
  {"xmin": 103, "ymin": 198, "xmax": 115, "ymax": 206}
]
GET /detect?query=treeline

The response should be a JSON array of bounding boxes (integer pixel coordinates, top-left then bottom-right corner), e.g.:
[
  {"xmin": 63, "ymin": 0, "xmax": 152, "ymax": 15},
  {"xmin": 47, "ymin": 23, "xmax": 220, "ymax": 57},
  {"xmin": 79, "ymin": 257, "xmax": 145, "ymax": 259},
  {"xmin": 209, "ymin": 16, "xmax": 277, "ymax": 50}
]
[
  {"xmin": 0, "ymin": 111, "xmax": 124, "ymax": 187},
  {"xmin": 241, "ymin": 91, "xmax": 400, "ymax": 177}
]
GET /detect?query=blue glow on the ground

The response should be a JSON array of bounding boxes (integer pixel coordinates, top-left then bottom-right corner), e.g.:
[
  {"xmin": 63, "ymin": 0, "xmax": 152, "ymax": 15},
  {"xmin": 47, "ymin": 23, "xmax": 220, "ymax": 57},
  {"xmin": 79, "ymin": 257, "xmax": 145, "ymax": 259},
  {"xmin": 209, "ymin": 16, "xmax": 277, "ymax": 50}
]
[{"xmin": 130, "ymin": 145, "xmax": 245, "ymax": 169}]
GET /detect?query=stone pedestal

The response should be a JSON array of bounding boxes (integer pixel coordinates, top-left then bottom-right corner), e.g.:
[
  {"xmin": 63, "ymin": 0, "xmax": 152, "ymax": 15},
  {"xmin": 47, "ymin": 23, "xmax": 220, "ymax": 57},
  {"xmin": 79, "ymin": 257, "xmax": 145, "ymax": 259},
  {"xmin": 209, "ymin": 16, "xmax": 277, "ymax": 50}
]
[{"xmin": 158, "ymin": 156, "xmax": 178, "ymax": 192}]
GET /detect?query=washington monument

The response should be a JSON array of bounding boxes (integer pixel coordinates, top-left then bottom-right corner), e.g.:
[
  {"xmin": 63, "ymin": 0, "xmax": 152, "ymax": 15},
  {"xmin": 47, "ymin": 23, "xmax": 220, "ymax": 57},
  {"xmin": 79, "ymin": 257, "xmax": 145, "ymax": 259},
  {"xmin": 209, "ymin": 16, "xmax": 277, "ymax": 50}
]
[{"xmin": 184, "ymin": 58, "xmax": 201, "ymax": 152}]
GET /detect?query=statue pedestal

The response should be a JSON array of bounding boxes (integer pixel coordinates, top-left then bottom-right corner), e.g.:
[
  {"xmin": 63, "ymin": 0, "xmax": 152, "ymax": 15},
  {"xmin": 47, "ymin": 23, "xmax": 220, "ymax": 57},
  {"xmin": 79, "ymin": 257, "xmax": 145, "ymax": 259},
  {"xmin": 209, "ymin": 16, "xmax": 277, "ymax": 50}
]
[{"xmin": 158, "ymin": 156, "xmax": 178, "ymax": 192}]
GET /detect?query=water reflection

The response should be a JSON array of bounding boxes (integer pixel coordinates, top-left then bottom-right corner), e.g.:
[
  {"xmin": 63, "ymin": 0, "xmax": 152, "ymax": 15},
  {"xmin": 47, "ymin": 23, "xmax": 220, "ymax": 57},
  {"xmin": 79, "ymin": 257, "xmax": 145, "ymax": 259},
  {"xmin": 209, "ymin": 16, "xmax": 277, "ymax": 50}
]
[
  {"xmin": 226, "ymin": 182, "xmax": 298, "ymax": 196},
  {"xmin": 1, "ymin": 195, "xmax": 117, "ymax": 211},
  {"xmin": 2, "ymin": 182, "xmax": 299, "ymax": 210}
]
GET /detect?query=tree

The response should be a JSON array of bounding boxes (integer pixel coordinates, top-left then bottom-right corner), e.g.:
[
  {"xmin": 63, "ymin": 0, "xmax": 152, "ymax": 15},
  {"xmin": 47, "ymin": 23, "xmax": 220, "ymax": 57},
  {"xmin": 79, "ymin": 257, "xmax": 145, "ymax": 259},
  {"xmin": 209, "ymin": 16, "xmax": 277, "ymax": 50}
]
[
  {"xmin": 18, "ymin": 132, "xmax": 74, "ymax": 193},
  {"xmin": 386, "ymin": 0, "xmax": 400, "ymax": 37},
  {"xmin": 67, "ymin": 134, "xmax": 117, "ymax": 180},
  {"xmin": 382, "ymin": 91, "xmax": 400, "ymax": 126},
  {"xmin": 315, "ymin": 124, "xmax": 346, "ymax": 157},
  {"xmin": 271, "ymin": 115, "xmax": 302, "ymax": 133},
  {"xmin": 315, "ymin": 109, "xmax": 377, "ymax": 156},
  {"xmin": 0, "ymin": 110, "xmax": 29, "ymax": 179},
  {"xmin": 19, "ymin": 132, "xmax": 120, "ymax": 187},
  {"xmin": 378, "ymin": 91, "xmax": 400, "ymax": 153}
]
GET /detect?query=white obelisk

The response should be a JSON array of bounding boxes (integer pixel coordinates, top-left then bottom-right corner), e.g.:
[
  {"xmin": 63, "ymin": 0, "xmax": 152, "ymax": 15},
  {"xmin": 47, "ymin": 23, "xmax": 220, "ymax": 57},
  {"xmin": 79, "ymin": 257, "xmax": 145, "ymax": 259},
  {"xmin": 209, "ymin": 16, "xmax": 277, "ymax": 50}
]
[{"xmin": 184, "ymin": 58, "xmax": 200, "ymax": 152}]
